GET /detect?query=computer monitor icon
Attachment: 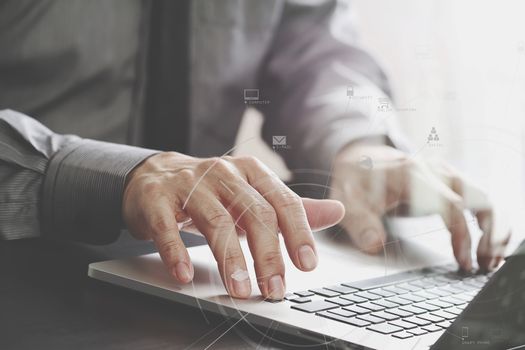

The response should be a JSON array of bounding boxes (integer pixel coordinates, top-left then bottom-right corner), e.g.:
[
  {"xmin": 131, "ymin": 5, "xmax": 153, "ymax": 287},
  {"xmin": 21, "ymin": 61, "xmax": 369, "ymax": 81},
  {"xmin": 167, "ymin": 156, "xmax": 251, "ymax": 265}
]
[{"xmin": 244, "ymin": 89, "xmax": 260, "ymax": 101}]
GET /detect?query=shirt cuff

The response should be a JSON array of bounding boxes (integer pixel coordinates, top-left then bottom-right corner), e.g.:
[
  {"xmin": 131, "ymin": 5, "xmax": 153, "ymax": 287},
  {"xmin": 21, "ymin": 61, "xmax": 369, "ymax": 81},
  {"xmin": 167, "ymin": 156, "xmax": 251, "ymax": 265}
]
[{"xmin": 42, "ymin": 139, "xmax": 158, "ymax": 244}]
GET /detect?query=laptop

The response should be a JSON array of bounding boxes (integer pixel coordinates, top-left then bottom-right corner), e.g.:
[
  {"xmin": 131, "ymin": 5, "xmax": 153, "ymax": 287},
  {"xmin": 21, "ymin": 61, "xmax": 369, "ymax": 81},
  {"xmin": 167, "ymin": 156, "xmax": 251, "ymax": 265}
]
[{"xmin": 88, "ymin": 216, "xmax": 524, "ymax": 349}]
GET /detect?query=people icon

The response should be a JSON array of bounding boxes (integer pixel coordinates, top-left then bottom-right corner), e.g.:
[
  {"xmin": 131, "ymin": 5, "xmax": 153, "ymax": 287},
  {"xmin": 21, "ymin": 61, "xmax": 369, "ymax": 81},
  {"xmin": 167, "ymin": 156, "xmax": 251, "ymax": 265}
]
[{"xmin": 427, "ymin": 127, "xmax": 439, "ymax": 144}]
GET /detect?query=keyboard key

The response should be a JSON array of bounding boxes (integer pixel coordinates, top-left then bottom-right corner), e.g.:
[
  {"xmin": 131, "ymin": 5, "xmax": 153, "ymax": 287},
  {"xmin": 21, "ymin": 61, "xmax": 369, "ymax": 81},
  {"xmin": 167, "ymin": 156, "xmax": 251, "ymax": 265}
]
[
  {"xmin": 464, "ymin": 290, "xmax": 479, "ymax": 297},
  {"xmin": 436, "ymin": 320, "xmax": 452, "ymax": 329},
  {"xmin": 399, "ymin": 305, "xmax": 426, "ymax": 315},
  {"xmin": 407, "ymin": 328, "xmax": 428, "ymax": 336},
  {"xmin": 426, "ymin": 299, "xmax": 454, "ymax": 308},
  {"xmin": 398, "ymin": 294, "xmax": 425, "ymax": 303},
  {"xmin": 439, "ymin": 296, "xmax": 465, "ymax": 306},
  {"xmin": 372, "ymin": 311, "xmax": 399, "ymax": 321},
  {"xmin": 328, "ymin": 308, "xmax": 356, "ymax": 318},
  {"xmin": 383, "ymin": 286, "xmax": 409, "ymax": 295},
  {"xmin": 422, "ymin": 324, "xmax": 443, "ymax": 332},
  {"xmin": 385, "ymin": 308, "xmax": 412, "ymax": 318},
  {"xmin": 410, "ymin": 278, "xmax": 440, "ymax": 289},
  {"xmin": 425, "ymin": 288, "xmax": 451, "ymax": 297},
  {"xmin": 367, "ymin": 323, "xmax": 403, "ymax": 334},
  {"xmin": 456, "ymin": 303, "xmax": 468, "ymax": 310},
  {"xmin": 357, "ymin": 314, "xmax": 384, "ymax": 324},
  {"xmin": 359, "ymin": 302, "xmax": 384, "ymax": 312},
  {"xmin": 392, "ymin": 331, "xmax": 414, "ymax": 339},
  {"xmin": 324, "ymin": 285, "xmax": 358, "ymax": 295},
  {"xmin": 343, "ymin": 304, "xmax": 370, "ymax": 315},
  {"xmin": 408, "ymin": 279, "xmax": 431, "ymax": 289},
  {"xmin": 431, "ymin": 309, "xmax": 457, "ymax": 320},
  {"xmin": 405, "ymin": 316, "xmax": 431, "ymax": 326},
  {"xmin": 291, "ymin": 300, "xmax": 338, "ymax": 313},
  {"xmin": 413, "ymin": 302, "xmax": 440, "ymax": 312},
  {"xmin": 443, "ymin": 306, "xmax": 463, "ymax": 315},
  {"xmin": 397, "ymin": 283, "xmax": 421, "ymax": 292},
  {"xmin": 354, "ymin": 291, "xmax": 382, "ymax": 300},
  {"xmin": 423, "ymin": 277, "xmax": 449, "ymax": 287},
  {"xmin": 310, "ymin": 288, "xmax": 340, "ymax": 298},
  {"xmin": 342, "ymin": 271, "xmax": 417, "ymax": 290},
  {"xmin": 454, "ymin": 282, "xmax": 479, "ymax": 292},
  {"xmin": 326, "ymin": 297, "xmax": 353, "ymax": 306},
  {"xmin": 439, "ymin": 285, "xmax": 465, "ymax": 295},
  {"xmin": 389, "ymin": 320, "xmax": 417, "ymax": 329},
  {"xmin": 289, "ymin": 297, "xmax": 312, "ymax": 303},
  {"xmin": 317, "ymin": 311, "xmax": 370, "ymax": 327},
  {"xmin": 413, "ymin": 290, "xmax": 439, "ymax": 300},
  {"xmin": 463, "ymin": 280, "xmax": 485, "ymax": 288},
  {"xmin": 284, "ymin": 293, "xmax": 298, "ymax": 300},
  {"xmin": 474, "ymin": 275, "xmax": 489, "ymax": 282},
  {"xmin": 368, "ymin": 288, "xmax": 395, "ymax": 298},
  {"xmin": 453, "ymin": 293, "xmax": 473, "ymax": 302},
  {"xmin": 341, "ymin": 294, "xmax": 367, "ymax": 304},
  {"xmin": 372, "ymin": 299, "xmax": 399, "ymax": 309},
  {"xmin": 344, "ymin": 317, "xmax": 372, "ymax": 327},
  {"xmin": 385, "ymin": 296, "xmax": 411, "ymax": 306},
  {"xmin": 434, "ymin": 275, "xmax": 462, "ymax": 284},
  {"xmin": 294, "ymin": 290, "xmax": 315, "ymax": 297},
  {"xmin": 418, "ymin": 313, "xmax": 444, "ymax": 323}
]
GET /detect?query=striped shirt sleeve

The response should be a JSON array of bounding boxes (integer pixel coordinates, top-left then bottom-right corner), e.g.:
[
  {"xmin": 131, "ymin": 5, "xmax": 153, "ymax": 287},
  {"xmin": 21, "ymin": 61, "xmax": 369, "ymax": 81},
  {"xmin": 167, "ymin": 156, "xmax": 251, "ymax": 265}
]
[{"xmin": 0, "ymin": 110, "xmax": 158, "ymax": 243}]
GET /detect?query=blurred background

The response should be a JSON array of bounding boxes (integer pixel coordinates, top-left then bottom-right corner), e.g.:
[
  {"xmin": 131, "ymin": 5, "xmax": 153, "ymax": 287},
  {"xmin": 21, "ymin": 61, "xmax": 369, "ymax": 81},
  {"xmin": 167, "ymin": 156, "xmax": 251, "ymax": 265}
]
[{"xmin": 234, "ymin": 0, "xmax": 525, "ymax": 248}]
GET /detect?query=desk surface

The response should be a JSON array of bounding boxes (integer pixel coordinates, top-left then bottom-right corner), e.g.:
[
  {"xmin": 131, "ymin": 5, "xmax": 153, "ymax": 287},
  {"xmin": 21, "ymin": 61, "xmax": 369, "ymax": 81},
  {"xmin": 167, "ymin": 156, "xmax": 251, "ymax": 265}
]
[{"xmin": 0, "ymin": 233, "xmax": 315, "ymax": 350}]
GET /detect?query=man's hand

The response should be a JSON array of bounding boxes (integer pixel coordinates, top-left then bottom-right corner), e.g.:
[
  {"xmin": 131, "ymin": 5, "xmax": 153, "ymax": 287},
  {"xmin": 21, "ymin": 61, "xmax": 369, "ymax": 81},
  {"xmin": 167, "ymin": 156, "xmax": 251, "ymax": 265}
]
[
  {"xmin": 330, "ymin": 143, "xmax": 510, "ymax": 271},
  {"xmin": 123, "ymin": 152, "xmax": 345, "ymax": 300}
]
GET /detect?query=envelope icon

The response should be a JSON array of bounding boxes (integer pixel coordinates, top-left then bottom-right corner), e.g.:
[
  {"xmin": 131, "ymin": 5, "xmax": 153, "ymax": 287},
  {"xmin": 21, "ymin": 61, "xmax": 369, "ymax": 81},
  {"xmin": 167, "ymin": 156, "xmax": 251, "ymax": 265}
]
[{"xmin": 272, "ymin": 136, "xmax": 287, "ymax": 146}]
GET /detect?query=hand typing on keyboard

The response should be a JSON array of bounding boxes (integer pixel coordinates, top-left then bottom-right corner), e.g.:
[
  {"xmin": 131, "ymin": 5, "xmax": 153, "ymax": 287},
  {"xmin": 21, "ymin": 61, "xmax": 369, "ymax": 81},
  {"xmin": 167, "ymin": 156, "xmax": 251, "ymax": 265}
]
[
  {"xmin": 330, "ymin": 143, "xmax": 511, "ymax": 271},
  {"xmin": 122, "ymin": 152, "xmax": 345, "ymax": 300}
]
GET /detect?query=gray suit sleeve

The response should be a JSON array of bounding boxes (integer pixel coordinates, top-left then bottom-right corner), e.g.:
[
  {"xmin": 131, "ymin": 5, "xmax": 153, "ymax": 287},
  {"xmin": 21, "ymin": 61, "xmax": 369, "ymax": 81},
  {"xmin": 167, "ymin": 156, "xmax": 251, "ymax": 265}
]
[
  {"xmin": 257, "ymin": 0, "xmax": 410, "ymax": 185},
  {"xmin": 0, "ymin": 110, "xmax": 158, "ymax": 243}
]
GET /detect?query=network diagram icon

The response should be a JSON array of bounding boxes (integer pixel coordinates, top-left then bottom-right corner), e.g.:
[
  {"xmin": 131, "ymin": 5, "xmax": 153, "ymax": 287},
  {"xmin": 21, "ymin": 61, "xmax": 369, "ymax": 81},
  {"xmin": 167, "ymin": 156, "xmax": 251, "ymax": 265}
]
[{"xmin": 427, "ymin": 127, "xmax": 440, "ymax": 143}]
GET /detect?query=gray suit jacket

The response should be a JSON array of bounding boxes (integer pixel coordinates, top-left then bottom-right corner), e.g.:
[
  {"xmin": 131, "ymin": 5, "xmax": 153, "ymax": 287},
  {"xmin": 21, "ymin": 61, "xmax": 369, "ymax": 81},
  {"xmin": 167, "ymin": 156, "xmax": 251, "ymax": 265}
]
[{"xmin": 0, "ymin": 0, "xmax": 403, "ymax": 243}]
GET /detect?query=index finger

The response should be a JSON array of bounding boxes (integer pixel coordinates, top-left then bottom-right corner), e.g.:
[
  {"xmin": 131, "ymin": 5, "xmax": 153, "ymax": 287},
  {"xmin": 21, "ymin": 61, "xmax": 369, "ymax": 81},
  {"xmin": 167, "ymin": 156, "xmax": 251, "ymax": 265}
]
[
  {"xmin": 410, "ymin": 163, "xmax": 473, "ymax": 270},
  {"xmin": 236, "ymin": 157, "xmax": 338, "ymax": 272}
]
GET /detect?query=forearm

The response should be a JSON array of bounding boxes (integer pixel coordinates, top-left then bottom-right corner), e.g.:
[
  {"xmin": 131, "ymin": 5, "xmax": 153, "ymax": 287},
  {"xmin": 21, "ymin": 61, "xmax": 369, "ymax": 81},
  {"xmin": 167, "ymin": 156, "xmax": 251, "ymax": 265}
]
[
  {"xmin": 257, "ymin": 0, "xmax": 409, "ymax": 179},
  {"xmin": 0, "ymin": 110, "xmax": 158, "ymax": 243}
]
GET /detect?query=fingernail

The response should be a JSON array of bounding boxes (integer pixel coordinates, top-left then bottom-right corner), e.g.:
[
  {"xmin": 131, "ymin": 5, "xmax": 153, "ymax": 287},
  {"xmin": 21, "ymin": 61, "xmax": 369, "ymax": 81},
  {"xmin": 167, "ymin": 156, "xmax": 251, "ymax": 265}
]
[
  {"xmin": 231, "ymin": 269, "xmax": 251, "ymax": 298},
  {"xmin": 173, "ymin": 262, "xmax": 192, "ymax": 283},
  {"xmin": 298, "ymin": 245, "xmax": 318, "ymax": 271},
  {"xmin": 268, "ymin": 275, "xmax": 285, "ymax": 300}
]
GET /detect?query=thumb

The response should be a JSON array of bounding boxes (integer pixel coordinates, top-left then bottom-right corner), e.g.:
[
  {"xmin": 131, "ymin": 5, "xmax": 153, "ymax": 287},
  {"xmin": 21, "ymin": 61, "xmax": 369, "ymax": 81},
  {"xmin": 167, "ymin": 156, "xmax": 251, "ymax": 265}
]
[{"xmin": 301, "ymin": 198, "xmax": 345, "ymax": 232}]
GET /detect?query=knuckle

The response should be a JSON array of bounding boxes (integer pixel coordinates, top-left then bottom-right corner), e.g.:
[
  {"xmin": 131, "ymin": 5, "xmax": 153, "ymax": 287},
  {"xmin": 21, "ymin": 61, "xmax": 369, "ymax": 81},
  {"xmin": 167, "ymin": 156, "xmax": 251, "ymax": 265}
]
[
  {"xmin": 260, "ymin": 249, "xmax": 283, "ymax": 267},
  {"xmin": 158, "ymin": 239, "xmax": 184, "ymax": 257},
  {"xmin": 250, "ymin": 202, "xmax": 277, "ymax": 225},
  {"xmin": 207, "ymin": 210, "xmax": 234, "ymax": 231},
  {"xmin": 275, "ymin": 190, "xmax": 301, "ymax": 210},
  {"xmin": 203, "ymin": 157, "xmax": 231, "ymax": 174},
  {"xmin": 151, "ymin": 217, "xmax": 176, "ymax": 237},
  {"xmin": 239, "ymin": 155, "xmax": 260, "ymax": 166},
  {"xmin": 177, "ymin": 169, "xmax": 194, "ymax": 183},
  {"xmin": 223, "ymin": 250, "xmax": 245, "ymax": 265}
]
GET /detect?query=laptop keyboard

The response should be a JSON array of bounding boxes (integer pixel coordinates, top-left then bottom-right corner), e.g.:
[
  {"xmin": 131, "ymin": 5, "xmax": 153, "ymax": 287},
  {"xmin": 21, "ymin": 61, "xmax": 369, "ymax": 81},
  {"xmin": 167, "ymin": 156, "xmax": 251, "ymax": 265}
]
[{"xmin": 272, "ymin": 263, "xmax": 494, "ymax": 340}]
